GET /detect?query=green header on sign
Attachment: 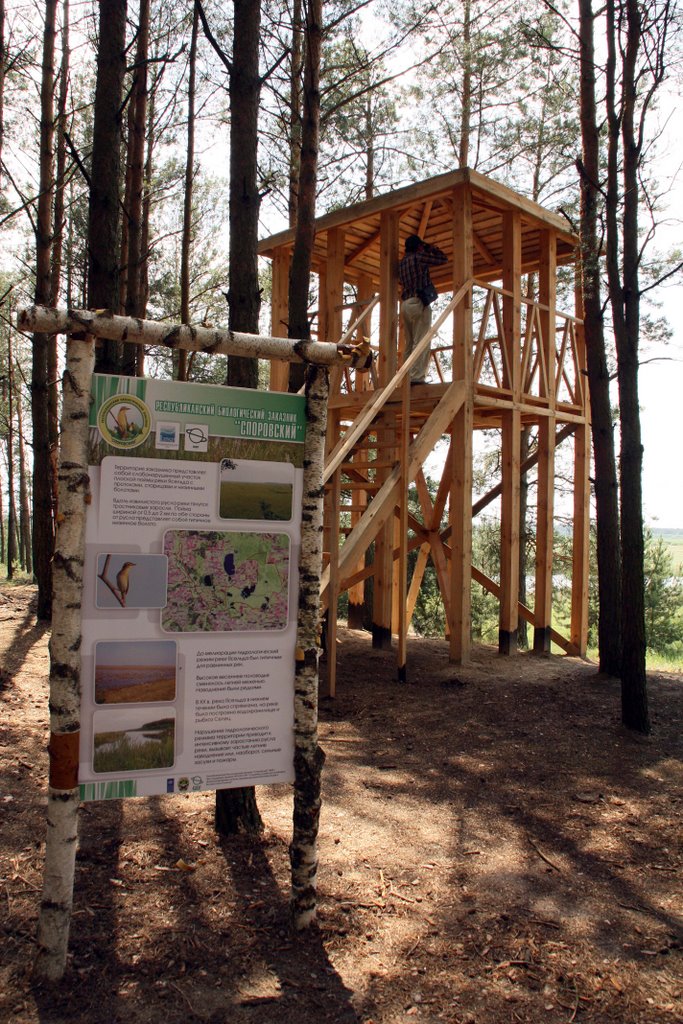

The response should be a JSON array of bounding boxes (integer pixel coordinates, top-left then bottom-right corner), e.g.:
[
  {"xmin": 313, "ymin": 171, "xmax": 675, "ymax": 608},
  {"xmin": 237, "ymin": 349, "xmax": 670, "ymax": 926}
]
[{"xmin": 89, "ymin": 374, "xmax": 307, "ymax": 444}]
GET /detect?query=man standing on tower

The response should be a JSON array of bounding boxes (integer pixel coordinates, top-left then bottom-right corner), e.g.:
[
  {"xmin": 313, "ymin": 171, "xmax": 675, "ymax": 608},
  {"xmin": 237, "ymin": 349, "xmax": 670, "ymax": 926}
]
[{"xmin": 398, "ymin": 234, "xmax": 447, "ymax": 384}]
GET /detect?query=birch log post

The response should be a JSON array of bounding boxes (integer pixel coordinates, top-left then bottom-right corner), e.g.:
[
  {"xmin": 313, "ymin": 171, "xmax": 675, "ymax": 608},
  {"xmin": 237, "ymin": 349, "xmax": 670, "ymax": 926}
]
[
  {"xmin": 291, "ymin": 363, "xmax": 329, "ymax": 928},
  {"xmin": 17, "ymin": 305, "xmax": 373, "ymax": 370},
  {"xmin": 33, "ymin": 334, "xmax": 94, "ymax": 982}
]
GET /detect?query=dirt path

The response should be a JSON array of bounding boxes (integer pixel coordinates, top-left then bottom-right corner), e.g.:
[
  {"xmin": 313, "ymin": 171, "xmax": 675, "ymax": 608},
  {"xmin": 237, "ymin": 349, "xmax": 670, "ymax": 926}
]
[{"xmin": 1, "ymin": 583, "xmax": 681, "ymax": 1023}]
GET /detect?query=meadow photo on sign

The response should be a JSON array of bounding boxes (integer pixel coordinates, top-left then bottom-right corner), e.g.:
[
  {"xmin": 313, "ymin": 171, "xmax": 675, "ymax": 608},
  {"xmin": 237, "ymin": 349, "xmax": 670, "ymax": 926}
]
[
  {"xmin": 218, "ymin": 458, "xmax": 294, "ymax": 521},
  {"xmin": 92, "ymin": 708, "xmax": 176, "ymax": 774},
  {"xmin": 94, "ymin": 639, "xmax": 177, "ymax": 704},
  {"xmin": 161, "ymin": 529, "xmax": 290, "ymax": 633},
  {"xmin": 95, "ymin": 552, "xmax": 168, "ymax": 609}
]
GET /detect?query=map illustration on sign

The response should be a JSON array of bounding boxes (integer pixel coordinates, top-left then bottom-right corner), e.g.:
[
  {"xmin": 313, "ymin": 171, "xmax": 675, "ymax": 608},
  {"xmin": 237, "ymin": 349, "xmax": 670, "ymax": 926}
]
[{"xmin": 161, "ymin": 529, "xmax": 290, "ymax": 633}]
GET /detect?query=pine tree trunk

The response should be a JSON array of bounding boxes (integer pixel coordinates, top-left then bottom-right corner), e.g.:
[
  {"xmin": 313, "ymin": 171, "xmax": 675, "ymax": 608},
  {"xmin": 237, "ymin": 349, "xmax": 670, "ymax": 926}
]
[
  {"xmin": 178, "ymin": 5, "xmax": 199, "ymax": 383},
  {"xmin": 288, "ymin": 0, "xmax": 303, "ymax": 227},
  {"xmin": 122, "ymin": 0, "xmax": 149, "ymax": 375},
  {"xmin": 31, "ymin": 0, "xmax": 57, "ymax": 619},
  {"xmin": 287, "ymin": 0, "xmax": 322, "ymax": 393},
  {"xmin": 225, "ymin": 0, "xmax": 261, "ymax": 390},
  {"xmin": 89, "ymin": 0, "xmax": 127, "ymax": 371},
  {"xmin": 0, "ymin": 0, "xmax": 5, "ymax": 184},
  {"xmin": 215, "ymin": 0, "xmax": 264, "ymax": 832},
  {"xmin": 291, "ymin": 362, "xmax": 328, "ymax": 928},
  {"xmin": 459, "ymin": 0, "xmax": 471, "ymax": 168},
  {"xmin": 33, "ymin": 333, "xmax": 94, "ymax": 982},
  {"xmin": 16, "ymin": 365, "xmax": 32, "ymax": 574},
  {"xmin": 578, "ymin": 0, "xmax": 622, "ymax": 678},
  {"xmin": 6, "ymin": 327, "xmax": 16, "ymax": 577},
  {"xmin": 607, "ymin": 0, "xmax": 648, "ymax": 732},
  {"xmin": 47, "ymin": 0, "xmax": 70, "ymax": 553}
]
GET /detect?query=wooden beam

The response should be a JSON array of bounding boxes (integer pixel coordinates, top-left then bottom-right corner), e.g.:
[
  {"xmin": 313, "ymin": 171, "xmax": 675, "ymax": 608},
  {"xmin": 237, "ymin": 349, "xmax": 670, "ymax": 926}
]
[
  {"xmin": 498, "ymin": 209, "xmax": 522, "ymax": 655},
  {"xmin": 321, "ymin": 379, "xmax": 467, "ymax": 597},
  {"xmin": 471, "ymin": 567, "xmax": 579, "ymax": 655},
  {"xmin": 324, "ymin": 228, "xmax": 345, "ymax": 343},
  {"xmin": 533, "ymin": 230, "xmax": 557, "ymax": 653},
  {"xmin": 449, "ymin": 185, "xmax": 474, "ymax": 663},
  {"xmin": 570, "ymin": 310, "xmax": 590, "ymax": 656},
  {"xmin": 396, "ymin": 379, "xmax": 411, "ymax": 679},
  {"xmin": 373, "ymin": 212, "xmax": 400, "ymax": 648}
]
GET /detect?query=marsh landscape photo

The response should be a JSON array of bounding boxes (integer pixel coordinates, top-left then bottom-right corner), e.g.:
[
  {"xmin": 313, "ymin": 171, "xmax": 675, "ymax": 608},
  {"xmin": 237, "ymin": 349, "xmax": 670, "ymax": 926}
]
[
  {"xmin": 94, "ymin": 639, "xmax": 177, "ymax": 704},
  {"xmin": 92, "ymin": 713, "xmax": 175, "ymax": 774},
  {"xmin": 218, "ymin": 458, "xmax": 294, "ymax": 521},
  {"xmin": 219, "ymin": 480, "xmax": 293, "ymax": 521}
]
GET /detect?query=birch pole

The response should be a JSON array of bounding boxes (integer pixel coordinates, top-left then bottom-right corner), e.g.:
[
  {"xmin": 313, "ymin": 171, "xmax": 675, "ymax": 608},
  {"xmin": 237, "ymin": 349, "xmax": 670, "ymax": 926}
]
[
  {"xmin": 18, "ymin": 306, "xmax": 373, "ymax": 370},
  {"xmin": 34, "ymin": 334, "xmax": 94, "ymax": 982},
  {"xmin": 291, "ymin": 363, "xmax": 328, "ymax": 928}
]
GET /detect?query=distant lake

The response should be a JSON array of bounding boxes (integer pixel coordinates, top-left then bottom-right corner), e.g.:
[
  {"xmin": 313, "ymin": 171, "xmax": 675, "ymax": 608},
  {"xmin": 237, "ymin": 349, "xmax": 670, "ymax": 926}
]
[{"xmin": 96, "ymin": 665, "xmax": 172, "ymax": 690}]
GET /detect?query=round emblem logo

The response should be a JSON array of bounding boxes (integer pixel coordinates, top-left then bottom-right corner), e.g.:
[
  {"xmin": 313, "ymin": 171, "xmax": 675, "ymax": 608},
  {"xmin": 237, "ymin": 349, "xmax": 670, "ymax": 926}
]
[{"xmin": 98, "ymin": 393, "xmax": 151, "ymax": 449}]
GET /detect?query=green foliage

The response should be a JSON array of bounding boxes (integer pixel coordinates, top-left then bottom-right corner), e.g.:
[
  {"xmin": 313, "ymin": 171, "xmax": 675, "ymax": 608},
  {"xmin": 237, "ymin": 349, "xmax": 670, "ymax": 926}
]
[{"xmin": 643, "ymin": 530, "xmax": 683, "ymax": 655}]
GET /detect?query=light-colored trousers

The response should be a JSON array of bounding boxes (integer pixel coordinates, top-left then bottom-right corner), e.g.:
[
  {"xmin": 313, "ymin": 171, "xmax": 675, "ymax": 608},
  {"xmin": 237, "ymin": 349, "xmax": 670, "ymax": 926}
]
[{"xmin": 401, "ymin": 296, "xmax": 432, "ymax": 382}]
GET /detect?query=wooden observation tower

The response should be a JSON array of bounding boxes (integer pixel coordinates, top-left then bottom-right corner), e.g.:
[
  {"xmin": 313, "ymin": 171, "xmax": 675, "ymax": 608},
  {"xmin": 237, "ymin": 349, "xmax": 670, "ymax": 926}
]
[{"xmin": 259, "ymin": 168, "xmax": 590, "ymax": 692}]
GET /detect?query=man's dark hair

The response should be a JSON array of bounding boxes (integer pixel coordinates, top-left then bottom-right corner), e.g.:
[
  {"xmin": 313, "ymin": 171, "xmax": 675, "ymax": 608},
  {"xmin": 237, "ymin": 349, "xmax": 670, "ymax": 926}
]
[{"xmin": 405, "ymin": 234, "xmax": 422, "ymax": 253}]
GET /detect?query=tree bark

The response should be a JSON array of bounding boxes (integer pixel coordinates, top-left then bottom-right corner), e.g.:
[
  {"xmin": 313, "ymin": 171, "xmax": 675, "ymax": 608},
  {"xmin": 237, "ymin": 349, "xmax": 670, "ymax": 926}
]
[
  {"xmin": 31, "ymin": 0, "xmax": 57, "ymax": 618},
  {"xmin": 287, "ymin": 0, "xmax": 322, "ymax": 393},
  {"xmin": 288, "ymin": 0, "xmax": 303, "ymax": 226},
  {"xmin": 216, "ymin": 0, "xmax": 264, "ymax": 832},
  {"xmin": 605, "ymin": 0, "xmax": 648, "ymax": 732},
  {"xmin": 33, "ymin": 333, "xmax": 94, "ymax": 982},
  {"xmin": 178, "ymin": 5, "xmax": 199, "ymax": 383},
  {"xmin": 89, "ymin": 0, "xmax": 127, "ymax": 371},
  {"xmin": 15, "ymin": 357, "xmax": 32, "ymax": 574},
  {"xmin": 122, "ymin": 0, "xmax": 149, "ymax": 375},
  {"xmin": 225, "ymin": 0, "xmax": 262, "ymax": 390},
  {"xmin": 0, "ymin": 0, "xmax": 5, "ymax": 186},
  {"xmin": 6, "ymin": 321, "xmax": 16, "ymax": 576},
  {"xmin": 459, "ymin": 0, "xmax": 471, "ymax": 168},
  {"xmin": 291, "ymin": 362, "xmax": 328, "ymax": 928},
  {"xmin": 577, "ymin": 0, "xmax": 622, "ymax": 677}
]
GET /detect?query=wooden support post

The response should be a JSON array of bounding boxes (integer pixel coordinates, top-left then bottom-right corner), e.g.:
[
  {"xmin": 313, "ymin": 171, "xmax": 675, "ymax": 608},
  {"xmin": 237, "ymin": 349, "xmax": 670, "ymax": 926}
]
[
  {"xmin": 347, "ymin": 274, "xmax": 373, "ymax": 630},
  {"xmin": 396, "ymin": 378, "xmax": 410, "ymax": 681},
  {"xmin": 570, "ymin": 299, "xmax": 590, "ymax": 655},
  {"xmin": 270, "ymin": 248, "xmax": 291, "ymax": 392},
  {"xmin": 324, "ymin": 228, "xmax": 345, "ymax": 343},
  {"xmin": 373, "ymin": 211, "xmax": 399, "ymax": 649},
  {"xmin": 499, "ymin": 210, "xmax": 522, "ymax": 655},
  {"xmin": 416, "ymin": 469, "xmax": 453, "ymax": 625},
  {"xmin": 323, "ymin": 228, "xmax": 346, "ymax": 397},
  {"xmin": 449, "ymin": 186, "xmax": 474, "ymax": 663},
  {"xmin": 326, "ymin": 463, "xmax": 341, "ymax": 697},
  {"xmin": 533, "ymin": 230, "xmax": 557, "ymax": 653}
]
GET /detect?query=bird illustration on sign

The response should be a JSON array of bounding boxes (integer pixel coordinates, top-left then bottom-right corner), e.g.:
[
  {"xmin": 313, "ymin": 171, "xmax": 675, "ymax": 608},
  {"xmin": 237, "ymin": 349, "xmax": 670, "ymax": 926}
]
[{"xmin": 98, "ymin": 554, "xmax": 137, "ymax": 608}]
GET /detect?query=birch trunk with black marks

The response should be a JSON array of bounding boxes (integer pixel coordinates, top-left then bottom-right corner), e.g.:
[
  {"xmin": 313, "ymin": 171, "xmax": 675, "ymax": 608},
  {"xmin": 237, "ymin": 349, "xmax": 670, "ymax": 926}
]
[
  {"xmin": 291, "ymin": 362, "xmax": 328, "ymax": 928},
  {"xmin": 34, "ymin": 333, "xmax": 94, "ymax": 982},
  {"xmin": 19, "ymin": 305, "xmax": 374, "ymax": 368}
]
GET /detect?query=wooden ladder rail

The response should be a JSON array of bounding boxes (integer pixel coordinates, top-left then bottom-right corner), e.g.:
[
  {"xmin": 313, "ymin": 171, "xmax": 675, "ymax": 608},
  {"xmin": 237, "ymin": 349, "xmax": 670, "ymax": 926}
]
[{"xmin": 323, "ymin": 280, "xmax": 474, "ymax": 486}]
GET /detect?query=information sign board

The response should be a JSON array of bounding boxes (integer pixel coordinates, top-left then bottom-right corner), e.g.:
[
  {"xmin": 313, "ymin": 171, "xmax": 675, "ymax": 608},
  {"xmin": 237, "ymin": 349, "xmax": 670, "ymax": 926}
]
[{"xmin": 78, "ymin": 374, "xmax": 306, "ymax": 801}]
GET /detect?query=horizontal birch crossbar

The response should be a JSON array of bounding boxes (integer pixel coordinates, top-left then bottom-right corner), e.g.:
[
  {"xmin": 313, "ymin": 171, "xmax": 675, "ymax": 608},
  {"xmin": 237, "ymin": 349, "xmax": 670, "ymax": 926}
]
[{"xmin": 17, "ymin": 305, "xmax": 374, "ymax": 369}]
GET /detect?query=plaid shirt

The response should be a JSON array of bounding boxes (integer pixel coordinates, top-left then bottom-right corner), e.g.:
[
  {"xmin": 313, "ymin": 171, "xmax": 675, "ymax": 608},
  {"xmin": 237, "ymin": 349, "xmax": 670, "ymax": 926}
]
[{"xmin": 399, "ymin": 243, "xmax": 447, "ymax": 299}]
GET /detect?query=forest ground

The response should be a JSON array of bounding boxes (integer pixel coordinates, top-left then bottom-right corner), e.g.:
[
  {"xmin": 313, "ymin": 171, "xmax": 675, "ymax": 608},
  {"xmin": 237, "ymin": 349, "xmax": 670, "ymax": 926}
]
[{"xmin": 1, "ymin": 582, "xmax": 681, "ymax": 1024}]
